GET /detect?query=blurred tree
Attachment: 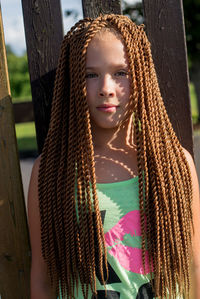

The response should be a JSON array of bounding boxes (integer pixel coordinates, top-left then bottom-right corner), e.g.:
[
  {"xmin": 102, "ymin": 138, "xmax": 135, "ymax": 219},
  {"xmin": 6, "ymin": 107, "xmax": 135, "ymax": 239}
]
[
  {"xmin": 64, "ymin": 9, "xmax": 79, "ymax": 20},
  {"xmin": 183, "ymin": 0, "xmax": 200, "ymax": 121},
  {"xmin": 183, "ymin": 0, "xmax": 200, "ymax": 64},
  {"xmin": 122, "ymin": 0, "xmax": 143, "ymax": 24},
  {"xmin": 6, "ymin": 45, "xmax": 31, "ymax": 99}
]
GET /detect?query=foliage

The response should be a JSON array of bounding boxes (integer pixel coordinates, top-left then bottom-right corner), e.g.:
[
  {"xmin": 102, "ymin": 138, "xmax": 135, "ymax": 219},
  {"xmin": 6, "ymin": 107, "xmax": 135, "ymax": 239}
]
[
  {"xmin": 15, "ymin": 122, "xmax": 37, "ymax": 152},
  {"xmin": 64, "ymin": 9, "xmax": 79, "ymax": 19},
  {"xmin": 6, "ymin": 45, "xmax": 31, "ymax": 99},
  {"xmin": 122, "ymin": 1, "xmax": 143, "ymax": 25},
  {"xmin": 183, "ymin": 0, "xmax": 200, "ymax": 63}
]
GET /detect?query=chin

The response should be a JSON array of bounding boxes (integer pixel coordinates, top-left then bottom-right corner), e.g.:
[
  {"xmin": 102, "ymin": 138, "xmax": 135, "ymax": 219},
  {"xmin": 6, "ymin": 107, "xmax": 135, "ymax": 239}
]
[
  {"xmin": 94, "ymin": 121, "xmax": 122, "ymax": 130},
  {"xmin": 90, "ymin": 115, "xmax": 125, "ymax": 130}
]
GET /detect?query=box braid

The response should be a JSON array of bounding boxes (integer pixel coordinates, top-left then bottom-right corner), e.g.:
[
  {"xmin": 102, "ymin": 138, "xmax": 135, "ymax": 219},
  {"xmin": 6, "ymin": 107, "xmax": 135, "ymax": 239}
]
[{"xmin": 38, "ymin": 14, "xmax": 193, "ymax": 299}]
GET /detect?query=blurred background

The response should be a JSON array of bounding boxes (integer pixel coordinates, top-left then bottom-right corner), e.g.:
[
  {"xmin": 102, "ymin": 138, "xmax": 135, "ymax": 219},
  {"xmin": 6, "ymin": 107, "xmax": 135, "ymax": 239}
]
[{"xmin": 1, "ymin": 0, "xmax": 200, "ymax": 198}]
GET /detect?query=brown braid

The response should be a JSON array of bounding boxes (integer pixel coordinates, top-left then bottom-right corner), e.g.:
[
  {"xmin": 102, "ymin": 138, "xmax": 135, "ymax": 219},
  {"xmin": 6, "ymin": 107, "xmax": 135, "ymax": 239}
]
[{"xmin": 38, "ymin": 14, "xmax": 193, "ymax": 298}]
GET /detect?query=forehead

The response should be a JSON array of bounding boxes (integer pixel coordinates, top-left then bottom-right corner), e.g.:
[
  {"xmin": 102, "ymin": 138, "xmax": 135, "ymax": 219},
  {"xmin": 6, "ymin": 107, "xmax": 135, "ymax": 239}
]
[
  {"xmin": 94, "ymin": 28, "xmax": 123, "ymax": 41},
  {"xmin": 86, "ymin": 31, "xmax": 128, "ymax": 67}
]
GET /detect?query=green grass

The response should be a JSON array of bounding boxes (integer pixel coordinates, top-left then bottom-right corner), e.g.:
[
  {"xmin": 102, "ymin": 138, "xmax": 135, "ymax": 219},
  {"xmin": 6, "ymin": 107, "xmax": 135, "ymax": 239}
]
[
  {"xmin": 15, "ymin": 122, "xmax": 37, "ymax": 152},
  {"xmin": 194, "ymin": 130, "xmax": 200, "ymax": 136},
  {"xmin": 12, "ymin": 97, "xmax": 32, "ymax": 104},
  {"xmin": 15, "ymin": 84, "xmax": 199, "ymax": 152}
]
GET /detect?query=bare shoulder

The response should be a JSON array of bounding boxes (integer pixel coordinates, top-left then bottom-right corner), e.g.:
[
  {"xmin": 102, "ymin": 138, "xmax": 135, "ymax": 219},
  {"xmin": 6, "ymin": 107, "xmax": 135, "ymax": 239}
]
[
  {"xmin": 181, "ymin": 146, "xmax": 200, "ymax": 205},
  {"xmin": 182, "ymin": 147, "xmax": 196, "ymax": 170},
  {"xmin": 33, "ymin": 154, "xmax": 41, "ymax": 169},
  {"xmin": 182, "ymin": 147, "xmax": 200, "ymax": 268},
  {"xmin": 181, "ymin": 147, "xmax": 200, "ymax": 193},
  {"xmin": 30, "ymin": 155, "xmax": 41, "ymax": 180},
  {"xmin": 28, "ymin": 155, "xmax": 41, "ymax": 194},
  {"xmin": 27, "ymin": 154, "xmax": 41, "ymax": 230},
  {"xmin": 27, "ymin": 154, "xmax": 42, "ymax": 251}
]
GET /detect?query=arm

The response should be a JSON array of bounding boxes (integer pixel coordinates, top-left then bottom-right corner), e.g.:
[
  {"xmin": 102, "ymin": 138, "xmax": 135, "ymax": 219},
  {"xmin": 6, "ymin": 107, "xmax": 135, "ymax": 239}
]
[
  {"xmin": 182, "ymin": 148, "xmax": 200, "ymax": 299},
  {"xmin": 28, "ymin": 156, "xmax": 56, "ymax": 299}
]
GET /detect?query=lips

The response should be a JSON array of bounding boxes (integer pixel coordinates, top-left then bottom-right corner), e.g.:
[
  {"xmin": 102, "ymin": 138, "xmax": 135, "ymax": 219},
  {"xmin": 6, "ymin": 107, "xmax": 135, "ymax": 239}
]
[{"xmin": 97, "ymin": 103, "xmax": 119, "ymax": 113}]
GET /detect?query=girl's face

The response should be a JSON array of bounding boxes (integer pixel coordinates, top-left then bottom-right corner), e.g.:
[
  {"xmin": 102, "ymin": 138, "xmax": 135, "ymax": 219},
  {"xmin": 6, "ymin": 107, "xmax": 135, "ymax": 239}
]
[{"xmin": 85, "ymin": 31, "xmax": 131, "ymax": 130}]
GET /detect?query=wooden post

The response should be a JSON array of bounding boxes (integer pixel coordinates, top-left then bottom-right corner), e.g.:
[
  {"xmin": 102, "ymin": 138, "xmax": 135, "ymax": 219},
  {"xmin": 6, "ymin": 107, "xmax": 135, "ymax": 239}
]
[
  {"xmin": 21, "ymin": 0, "xmax": 64, "ymax": 153},
  {"xmin": 82, "ymin": 0, "xmax": 121, "ymax": 18},
  {"xmin": 0, "ymin": 5, "xmax": 31, "ymax": 299},
  {"xmin": 143, "ymin": 0, "xmax": 194, "ymax": 156},
  {"xmin": 13, "ymin": 101, "xmax": 34, "ymax": 124}
]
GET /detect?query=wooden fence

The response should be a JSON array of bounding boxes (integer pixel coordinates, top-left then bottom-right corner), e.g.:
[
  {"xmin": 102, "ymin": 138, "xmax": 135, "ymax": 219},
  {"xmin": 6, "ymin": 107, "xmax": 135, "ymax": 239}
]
[
  {"xmin": 0, "ymin": 5, "xmax": 31, "ymax": 298},
  {"xmin": 0, "ymin": 0, "xmax": 194, "ymax": 298}
]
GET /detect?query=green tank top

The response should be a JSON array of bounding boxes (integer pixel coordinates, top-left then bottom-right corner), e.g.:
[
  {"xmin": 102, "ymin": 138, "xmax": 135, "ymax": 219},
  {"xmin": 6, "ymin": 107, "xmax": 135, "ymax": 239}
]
[
  {"xmin": 59, "ymin": 176, "xmax": 155, "ymax": 298},
  {"xmin": 85, "ymin": 176, "xmax": 154, "ymax": 299},
  {"xmin": 59, "ymin": 176, "xmax": 183, "ymax": 298}
]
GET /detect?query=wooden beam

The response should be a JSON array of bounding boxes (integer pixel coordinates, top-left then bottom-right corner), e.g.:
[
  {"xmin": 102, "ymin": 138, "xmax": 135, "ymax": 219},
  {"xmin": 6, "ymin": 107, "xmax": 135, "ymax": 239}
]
[
  {"xmin": 0, "ymin": 96, "xmax": 31, "ymax": 299},
  {"xmin": 143, "ymin": 0, "xmax": 193, "ymax": 156},
  {"xmin": 0, "ymin": 6, "xmax": 31, "ymax": 299},
  {"xmin": 82, "ymin": 0, "xmax": 122, "ymax": 18},
  {"xmin": 21, "ymin": 0, "xmax": 64, "ymax": 153}
]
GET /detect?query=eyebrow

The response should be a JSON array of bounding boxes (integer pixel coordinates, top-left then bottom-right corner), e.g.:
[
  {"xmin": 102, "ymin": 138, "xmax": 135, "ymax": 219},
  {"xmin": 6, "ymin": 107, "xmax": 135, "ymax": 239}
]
[{"xmin": 85, "ymin": 64, "xmax": 129, "ymax": 70}]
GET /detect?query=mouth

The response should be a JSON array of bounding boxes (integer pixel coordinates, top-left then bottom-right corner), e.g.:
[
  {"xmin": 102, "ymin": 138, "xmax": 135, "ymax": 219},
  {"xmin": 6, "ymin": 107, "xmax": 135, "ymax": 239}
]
[{"xmin": 97, "ymin": 104, "xmax": 119, "ymax": 113}]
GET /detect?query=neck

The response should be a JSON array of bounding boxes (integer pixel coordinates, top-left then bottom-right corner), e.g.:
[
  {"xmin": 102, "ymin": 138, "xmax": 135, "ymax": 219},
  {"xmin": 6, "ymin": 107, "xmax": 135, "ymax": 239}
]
[{"xmin": 91, "ymin": 115, "xmax": 136, "ymax": 153}]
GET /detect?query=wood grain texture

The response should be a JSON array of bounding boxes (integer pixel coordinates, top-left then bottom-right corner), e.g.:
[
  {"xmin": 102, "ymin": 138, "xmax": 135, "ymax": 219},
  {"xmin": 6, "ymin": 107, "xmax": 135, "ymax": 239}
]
[
  {"xmin": 0, "ymin": 8, "xmax": 30, "ymax": 298},
  {"xmin": 21, "ymin": 0, "xmax": 64, "ymax": 153},
  {"xmin": 13, "ymin": 101, "xmax": 34, "ymax": 123},
  {"xmin": 143, "ymin": 0, "xmax": 193, "ymax": 156},
  {"xmin": 0, "ymin": 96, "xmax": 31, "ymax": 299},
  {"xmin": 82, "ymin": 0, "xmax": 122, "ymax": 18},
  {"xmin": 0, "ymin": 4, "xmax": 11, "ymax": 99}
]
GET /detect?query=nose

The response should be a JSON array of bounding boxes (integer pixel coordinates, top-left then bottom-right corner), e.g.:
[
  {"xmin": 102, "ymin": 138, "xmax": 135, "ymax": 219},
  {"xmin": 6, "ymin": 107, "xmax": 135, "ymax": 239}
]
[{"xmin": 99, "ymin": 75, "xmax": 115, "ymax": 97}]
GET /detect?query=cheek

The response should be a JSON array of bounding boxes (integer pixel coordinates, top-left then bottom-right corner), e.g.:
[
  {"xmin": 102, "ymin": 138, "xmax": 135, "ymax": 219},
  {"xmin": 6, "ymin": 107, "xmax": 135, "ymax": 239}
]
[
  {"xmin": 86, "ymin": 82, "xmax": 95, "ymax": 107},
  {"xmin": 86, "ymin": 79, "xmax": 95, "ymax": 93},
  {"xmin": 117, "ymin": 80, "xmax": 130, "ymax": 99}
]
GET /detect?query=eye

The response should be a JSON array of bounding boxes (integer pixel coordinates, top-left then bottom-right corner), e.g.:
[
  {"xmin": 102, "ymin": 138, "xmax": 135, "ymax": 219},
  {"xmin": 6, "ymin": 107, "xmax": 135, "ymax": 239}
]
[
  {"xmin": 85, "ymin": 73, "xmax": 98, "ymax": 79},
  {"xmin": 115, "ymin": 70, "xmax": 128, "ymax": 77}
]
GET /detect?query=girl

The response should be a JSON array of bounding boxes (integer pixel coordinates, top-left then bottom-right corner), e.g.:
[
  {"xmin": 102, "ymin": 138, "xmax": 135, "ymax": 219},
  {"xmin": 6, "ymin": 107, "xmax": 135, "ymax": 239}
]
[{"xmin": 28, "ymin": 14, "xmax": 200, "ymax": 299}]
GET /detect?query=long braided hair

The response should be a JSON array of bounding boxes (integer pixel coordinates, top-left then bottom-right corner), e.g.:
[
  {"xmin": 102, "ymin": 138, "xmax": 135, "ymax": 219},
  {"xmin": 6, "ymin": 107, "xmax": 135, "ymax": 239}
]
[{"xmin": 38, "ymin": 14, "xmax": 193, "ymax": 299}]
